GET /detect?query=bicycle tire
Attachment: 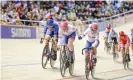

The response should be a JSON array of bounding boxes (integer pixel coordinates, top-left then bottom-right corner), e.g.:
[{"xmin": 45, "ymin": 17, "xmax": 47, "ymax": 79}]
[
  {"xmin": 124, "ymin": 54, "xmax": 130, "ymax": 70},
  {"xmin": 60, "ymin": 46, "xmax": 67, "ymax": 77},
  {"xmin": 91, "ymin": 55, "xmax": 95, "ymax": 78},
  {"xmin": 50, "ymin": 48, "xmax": 55, "ymax": 68},
  {"xmin": 42, "ymin": 47, "xmax": 49, "ymax": 69},
  {"xmin": 69, "ymin": 53, "xmax": 75, "ymax": 76},
  {"xmin": 85, "ymin": 55, "xmax": 90, "ymax": 80}
]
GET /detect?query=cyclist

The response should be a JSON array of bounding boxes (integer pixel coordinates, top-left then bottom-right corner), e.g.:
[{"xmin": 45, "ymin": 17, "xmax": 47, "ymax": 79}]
[
  {"xmin": 40, "ymin": 19, "xmax": 59, "ymax": 61},
  {"xmin": 104, "ymin": 24, "xmax": 111, "ymax": 49},
  {"xmin": 58, "ymin": 22, "xmax": 77, "ymax": 63},
  {"xmin": 118, "ymin": 31, "xmax": 131, "ymax": 62},
  {"xmin": 104, "ymin": 24, "xmax": 111, "ymax": 39},
  {"xmin": 78, "ymin": 23, "xmax": 100, "ymax": 66},
  {"xmin": 130, "ymin": 28, "xmax": 133, "ymax": 56},
  {"xmin": 108, "ymin": 29, "xmax": 118, "ymax": 56}
]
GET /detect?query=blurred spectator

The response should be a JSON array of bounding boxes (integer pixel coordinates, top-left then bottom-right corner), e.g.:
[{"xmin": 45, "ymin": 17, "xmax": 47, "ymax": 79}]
[{"xmin": 1, "ymin": 1, "xmax": 133, "ymax": 26}]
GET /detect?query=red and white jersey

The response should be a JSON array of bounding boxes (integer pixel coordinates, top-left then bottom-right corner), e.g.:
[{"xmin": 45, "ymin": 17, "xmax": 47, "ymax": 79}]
[
  {"xmin": 59, "ymin": 24, "xmax": 77, "ymax": 36},
  {"xmin": 83, "ymin": 24, "xmax": 99, "ymax": 42}
]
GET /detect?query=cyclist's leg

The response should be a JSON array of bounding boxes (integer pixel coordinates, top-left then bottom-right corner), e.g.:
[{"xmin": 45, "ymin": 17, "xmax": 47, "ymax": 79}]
[
  {"xmin": 85, "ymin": 41, "xmax": 94, "ymax": 66},
  {"xmin": 104, "ymin": 37, "xmax": 108, "ymax": 49},
  {"xmin": 114, "ymin": 38, "xmax": 119, "ymax": 57},
  {"xmin": 52, "ymin": 37, "xmax": 58, "ymax": 60},
  {"xmin": 53, "ymin": 35, "xmax": 58, "ymax": 53},
  {"xmin": 44, "ymin": 35, "xmax": 51, "ymax": 54},
  {"xmin": 67, "ymin": 32, "xmax": 76, "ymax": 63},
  {"xmin": 119, "ymin": 44, "xmax": 125, "ymax": 62},
  {"xmin": 92, "ymin": 40, "xmax": 99, "ymax": 65},
  {"xmin": 125, "ymin": 43, "xmax": 131, "ymax": 62},
  {"xmin": 44, "ymin": 30, "xmax": 53, "ymax": 48}
]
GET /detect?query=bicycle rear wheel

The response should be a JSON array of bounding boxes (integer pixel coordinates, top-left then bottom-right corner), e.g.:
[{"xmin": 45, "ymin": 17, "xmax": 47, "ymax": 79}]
[
  {"xmin": 124, "ymin": 54, "xmax": 129, "ymax": 70},
  {"xmin": 69, "ymin": 53, "xmax": 75, "ymax": 76},
  {"xmin": 42, "ymin": 47, "xmax": 49, "ymax": 69}
]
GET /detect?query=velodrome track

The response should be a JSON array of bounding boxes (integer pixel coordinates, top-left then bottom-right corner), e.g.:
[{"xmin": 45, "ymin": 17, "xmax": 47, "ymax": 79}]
[{"xmin": 1, "ymin": 22, "xmax": 133, "ymax": 80}]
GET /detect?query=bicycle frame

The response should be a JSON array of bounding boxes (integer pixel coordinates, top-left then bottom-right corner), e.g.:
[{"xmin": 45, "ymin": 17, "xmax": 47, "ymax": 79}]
[{"xmin": 82, "ymin": 48, "xmax": 94, "ymax": 70}]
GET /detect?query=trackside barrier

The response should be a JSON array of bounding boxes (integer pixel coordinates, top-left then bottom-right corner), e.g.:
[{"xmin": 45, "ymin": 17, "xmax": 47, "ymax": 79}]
[{"xmin": 0, "ymin": 25, "xmax": 36, "ymax": 39}]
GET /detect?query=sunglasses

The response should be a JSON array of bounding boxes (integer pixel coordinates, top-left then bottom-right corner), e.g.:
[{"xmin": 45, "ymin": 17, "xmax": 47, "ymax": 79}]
[
  {"xmin": 62, "ymin": 28, "xmax": 68, "ymax": 31},
  {"xmin": 92, "ymin": 28, "xmax": 97, "ymax": 32},
  {"xmin": 48, "ymin": 26, "xmax": 53, "ymax": 29}
]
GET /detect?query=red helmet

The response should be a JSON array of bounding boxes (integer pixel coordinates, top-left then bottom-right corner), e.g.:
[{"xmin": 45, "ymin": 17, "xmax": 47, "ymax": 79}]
[
  {"xmin": 107, "ymin": 24, "xmax": 111, "ymax": 27},
  {"xmin": 106, "ymin": 26, "xmax": 111, "ymax": 30},
  {"xmin": 91, "ymin": 23, "xmax": 98, "ymax": 30},
  {"xmin": 45, "ymin": 14, "xmax": 52, "ymax": 19},
  {"xmin": 119, "ymin": 31, "xmax": 124, "ymax": 36},
  {"xmin": 60, "ymin": 22, "xmax": 68, "ymax": 29}
]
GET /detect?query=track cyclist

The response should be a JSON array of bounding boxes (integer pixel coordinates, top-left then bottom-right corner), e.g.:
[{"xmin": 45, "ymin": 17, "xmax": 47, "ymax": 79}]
[
  {"xmin": 78, "ymin": 23, "xmax": 100, "ymax": 66},
  {"xmin": 58, "ymin": 22, "xmax": 78, "ymax": 63},
  {"xmin": 108, "ymin": 29, "xmax": 118, "ymax": 55},
  {"xmin": 104, "ymin": 24, "xmax": 111, "ymax": 40},
  {"xmin": 130, "ymin": 28, "xmax": 133, "ymax": 56},
  {"xmin": 118, "ymin": 31, "xmax": 131, "ymax": 62},
  {"xmin": 104, "ymin": 24, "xmax": 111, "ymax": 50},
  {"xmin": 40, "ymin": 19, "xmax": 59, "ymax": 61}
]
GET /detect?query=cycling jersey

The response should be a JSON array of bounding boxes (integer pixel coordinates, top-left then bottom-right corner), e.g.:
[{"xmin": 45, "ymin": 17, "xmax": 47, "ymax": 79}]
[
  {"xmin": 83, "ymin": 24, "xmax": 99, "ymax": 42},
  {"xmin": 108, "ymin": 31, "xmax": 118, "ymax": 43}
]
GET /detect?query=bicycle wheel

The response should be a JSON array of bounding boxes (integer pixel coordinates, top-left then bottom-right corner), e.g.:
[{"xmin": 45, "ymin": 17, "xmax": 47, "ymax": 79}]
[
  {"xmin": 50, "ymin": 48, "xmax": 55, "ymax": 68},
  {"xmin": 113, "ymin": 53, "xmax": 117, "ymax": 62},
  {"xmin": 60, "ymin": 50, "xmax": 67, "ymax": 77},
  {"xmin": 123, "ymin": 53, "xmax": 127, "ymax": 70},
  {"xmin": 42, "ymin": 47, "xmax": 49, "ymax": 69},
  {"xmin": 112, "ymin": 44, "xmax": 116, "ymax": 62},
  {"xmin": 69, "ymin": 53, "xmax": 75, "ymax": 76},
  {"xmin": 91, "ymin": 56, "xmax": 95, "ymax": 78},
  {"xmin": 124, "ymin": 54, "xmax": 129, "ymax": 70},
  {"xmin": 85, "ymin": 55, "xmax": 90, "ymax": 80}
]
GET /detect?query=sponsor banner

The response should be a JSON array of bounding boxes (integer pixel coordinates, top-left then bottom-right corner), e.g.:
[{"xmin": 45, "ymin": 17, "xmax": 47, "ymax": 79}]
[{"xmin": 1, "ymin": 25, "xmax": 36, "ymax": 39}]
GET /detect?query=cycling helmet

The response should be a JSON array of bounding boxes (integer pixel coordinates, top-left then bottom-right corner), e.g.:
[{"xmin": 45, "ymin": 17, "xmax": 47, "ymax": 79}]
[
  {"xmin": 106, "ymin": 24, "xmax": 111, "ymax": 30},
  {"xmin": 60, "ymin": 22, "xmax": 68, "ymax": 29},
  {"xmin": 47, "ymin": 19, "xmax": 54, "ymax": 27},
  {"xmin": 91, "ymin": 23, "xmax": 98, "ymax": 30},
  {"xmin": 45, "ymin": 14, "xmax": 52, "ymax": 19},
  {"xmin": 119, "ymin": 31, "xmax": 124, "ymax": 36}
]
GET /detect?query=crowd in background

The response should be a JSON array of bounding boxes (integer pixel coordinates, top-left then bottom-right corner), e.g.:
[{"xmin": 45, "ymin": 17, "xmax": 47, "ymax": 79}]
[{"xmin": 1, "ymin": 1, "xmax": 133, "ymax": 26}]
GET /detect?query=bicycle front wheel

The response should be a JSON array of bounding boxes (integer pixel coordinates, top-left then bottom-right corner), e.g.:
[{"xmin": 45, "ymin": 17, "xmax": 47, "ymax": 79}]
[
  {"xmin": 85, "ymin": 55, "xmax": 90, "ymax": 80},
  {"xmin": 60, "ymin": 50, "xmax": 67, "ymax": 77},
  {"xmin": 50, "ymin": 49, "xmax": 55, "ymax": 68},
  {"xmin": 42, "ymin": 47, "xmax": 49, "ymax": 69}
]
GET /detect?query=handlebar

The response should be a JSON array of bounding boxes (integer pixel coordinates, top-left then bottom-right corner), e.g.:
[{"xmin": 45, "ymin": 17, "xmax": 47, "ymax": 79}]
[{"xmin": 82, "ymin": 47, "xmax": 93, "ymax": 55}]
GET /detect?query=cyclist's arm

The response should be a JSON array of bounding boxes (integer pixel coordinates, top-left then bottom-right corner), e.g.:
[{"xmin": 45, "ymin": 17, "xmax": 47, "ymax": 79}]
[
  {"xmin": 57, "ymin": 29, "xmax": 62, "ymax": 45},
  {"xmin": 53, "ymin": 24, "xmax": 59, "ymax": 39},
  {"xmin": 82, "ymin": 27, "xmax": 90, "ymax": 37},
  {"xmin": 95, "ymin": 32, "xmax": 99, "ymax": 40},
  {"xmin": 126, "ymin": 35, "xmax": 130, "ymax": 44}
]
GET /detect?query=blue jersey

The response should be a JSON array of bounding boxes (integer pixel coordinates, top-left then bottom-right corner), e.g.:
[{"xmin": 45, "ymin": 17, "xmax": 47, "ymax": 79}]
[{"xmin": 44, "ymin": 23, "xmax": 59, "ymax": 36}]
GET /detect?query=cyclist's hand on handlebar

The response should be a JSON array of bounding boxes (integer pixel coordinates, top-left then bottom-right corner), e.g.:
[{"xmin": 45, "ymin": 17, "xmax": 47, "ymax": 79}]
[
  {"xmin": 40, "ymin": 38, "xmax": 44, "ymax": 44},
  {"xmin": 78, "ymin": 36, "xmax": 82, "ymax": 40}
]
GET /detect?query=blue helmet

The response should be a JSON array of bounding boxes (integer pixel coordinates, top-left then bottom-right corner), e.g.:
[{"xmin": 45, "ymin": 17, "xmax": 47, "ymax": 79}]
[{"xmin": 47, "ymin": 19, "xmax": 54, "ymax": 27}]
